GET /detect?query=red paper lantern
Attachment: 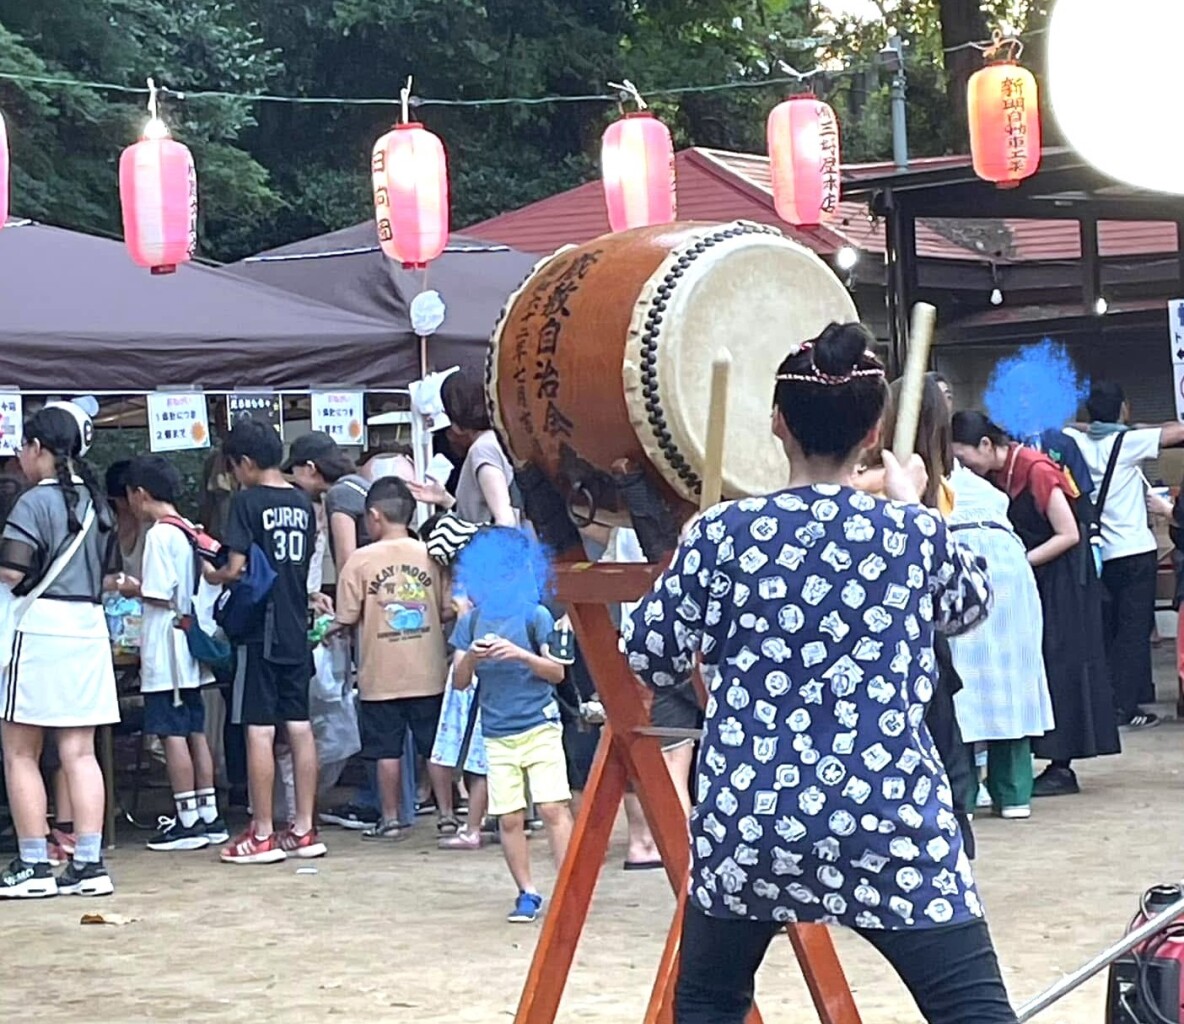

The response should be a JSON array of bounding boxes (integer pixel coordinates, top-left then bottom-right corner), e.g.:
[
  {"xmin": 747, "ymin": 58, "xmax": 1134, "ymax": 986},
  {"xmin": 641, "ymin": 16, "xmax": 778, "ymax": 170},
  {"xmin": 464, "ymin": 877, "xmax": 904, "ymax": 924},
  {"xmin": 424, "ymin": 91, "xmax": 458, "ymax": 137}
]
[
  {"xmin": 968, "ymin": 62, "xmax": 1042, "ymax": 187},
  {"xmin": 0, "ymin": 111, "xmax": 8, "ymax": 232},
  {"xmin": 372, "ymin": 123, "xmax": 449, "ymax": 269},
  {"xmin": 119, "ymin": 124, "xmax": 197, "ymax": 274},
  {"xmin": 767, "ymin": 96, "xmax": 841, "ymax": 227},
  {"xmin": 601, "ymin": 111, "xmax": 676, "ymax": 232}
]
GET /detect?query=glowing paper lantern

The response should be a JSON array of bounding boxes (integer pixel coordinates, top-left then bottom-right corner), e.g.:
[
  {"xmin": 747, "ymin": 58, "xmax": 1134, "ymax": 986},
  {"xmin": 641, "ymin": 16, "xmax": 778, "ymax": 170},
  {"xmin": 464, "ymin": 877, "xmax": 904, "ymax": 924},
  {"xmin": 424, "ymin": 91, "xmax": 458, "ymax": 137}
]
[
  {"xmin": 767, "ymin": 96, "xmax": 841, "ymax": 227},
  {"xmin": 1049, "ymin": 0, "xmax": 1184, "ymax": 194},
  {"xmin": 118, "ymin": 120, "xmax": 197, "ymax": 274},
  {"xmin": 371, "ymin": 123, "xmax": 449, "ymax": 269},
  {"xmin": 601, "ymin": 111, "xmax": 676, "ymax": 232},
  {"xmin": 0, "ymin": 111, "xmax": 8, "ymax": 231},
  {"xmin": 968, "ymin": 62, "xmax": 1041, "ymax": 187}
]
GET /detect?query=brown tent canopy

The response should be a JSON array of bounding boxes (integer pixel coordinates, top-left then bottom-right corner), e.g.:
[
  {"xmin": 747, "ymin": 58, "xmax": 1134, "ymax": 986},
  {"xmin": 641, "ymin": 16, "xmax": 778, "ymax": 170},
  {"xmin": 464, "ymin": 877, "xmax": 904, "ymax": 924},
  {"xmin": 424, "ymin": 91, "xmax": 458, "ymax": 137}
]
[
  {"xmin": 227, "ymin": 223, "xmax": 539, "ymax": 376},
  {"xmin": 0, "ymin": 219, "xmax": 419, "ymax": 392}
]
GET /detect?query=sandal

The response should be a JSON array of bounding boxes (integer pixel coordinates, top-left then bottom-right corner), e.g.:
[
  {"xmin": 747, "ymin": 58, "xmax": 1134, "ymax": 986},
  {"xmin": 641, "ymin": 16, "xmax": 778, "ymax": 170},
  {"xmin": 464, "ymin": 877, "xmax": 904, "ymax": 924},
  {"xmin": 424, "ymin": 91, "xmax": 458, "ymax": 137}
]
[{"xmin": 437, "ymin": 815, "xmax": 460, "ymax": 836}]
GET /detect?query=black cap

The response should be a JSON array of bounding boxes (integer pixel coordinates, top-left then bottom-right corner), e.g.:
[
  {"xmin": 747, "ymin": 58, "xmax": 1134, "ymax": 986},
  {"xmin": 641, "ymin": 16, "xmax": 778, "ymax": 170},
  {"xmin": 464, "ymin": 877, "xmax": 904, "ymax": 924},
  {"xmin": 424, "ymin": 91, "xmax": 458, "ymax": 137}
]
[{"xmin": 282, "ymin": 431, "xmax": 340, "ymax": 472}]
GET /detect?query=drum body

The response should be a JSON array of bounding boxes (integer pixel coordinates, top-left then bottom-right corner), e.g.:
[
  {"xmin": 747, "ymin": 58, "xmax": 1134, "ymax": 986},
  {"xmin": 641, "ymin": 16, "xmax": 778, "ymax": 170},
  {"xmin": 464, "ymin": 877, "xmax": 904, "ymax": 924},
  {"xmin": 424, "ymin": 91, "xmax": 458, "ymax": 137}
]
[{"xmin": 488, "ymin": 221, "xmax": 858, "ymax": 525}]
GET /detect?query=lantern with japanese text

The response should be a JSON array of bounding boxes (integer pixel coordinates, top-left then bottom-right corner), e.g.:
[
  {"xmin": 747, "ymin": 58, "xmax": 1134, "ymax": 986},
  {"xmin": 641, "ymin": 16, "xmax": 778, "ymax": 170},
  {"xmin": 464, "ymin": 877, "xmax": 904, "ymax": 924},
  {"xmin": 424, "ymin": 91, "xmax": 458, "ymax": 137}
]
[
  {"xmin": 118, "ymin": 83, "xmax": 197, "ymax": 274},
  {"xmin": 968, "ymin": 61, "xmax": 1041, "ymax": 187},
  {"xmin": 601, "ymin": 107, "xmax": 676, "ymax": 232},
  {"xmin": 371, "ymin": 121, "xmax": 449, "ymax": 269},
  {"xmin": 766, "ymin": 96, "xmax": 841, "ymax": 227},
  {"xmin": 0, "ymin": 111, "xmax": 8, "ymax": 232}
]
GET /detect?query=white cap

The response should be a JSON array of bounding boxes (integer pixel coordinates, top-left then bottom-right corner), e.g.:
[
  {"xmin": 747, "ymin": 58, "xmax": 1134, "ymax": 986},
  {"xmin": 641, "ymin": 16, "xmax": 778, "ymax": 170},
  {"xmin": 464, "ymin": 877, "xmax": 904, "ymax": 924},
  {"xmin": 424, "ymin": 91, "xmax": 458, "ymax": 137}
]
[{"xmin": 44, "ymin": 401, "xmax": 95, "ymax": 457}]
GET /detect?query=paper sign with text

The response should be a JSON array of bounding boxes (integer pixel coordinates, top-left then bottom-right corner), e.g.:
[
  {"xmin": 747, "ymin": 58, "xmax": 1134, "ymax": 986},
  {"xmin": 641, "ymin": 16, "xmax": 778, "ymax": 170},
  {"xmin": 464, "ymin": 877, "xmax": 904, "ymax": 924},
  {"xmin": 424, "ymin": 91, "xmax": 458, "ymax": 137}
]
[
  {"xmin": 0, "ymin": 393, "xmax": 21, "ymax": 457},
  {"xmin": 311, "ymin": 391, "xmax": 365, "ymax": 445},
  {"xmin": 148, "ymin": 392, "xmax": 211, "ymax": 453},
  {"xmin": 1170, "ymin": 299, "xmax": 1184, "ymax": 366},
  {"xmin": 227, "ymin": 393, "xmax": 283, "ymax": 435}
]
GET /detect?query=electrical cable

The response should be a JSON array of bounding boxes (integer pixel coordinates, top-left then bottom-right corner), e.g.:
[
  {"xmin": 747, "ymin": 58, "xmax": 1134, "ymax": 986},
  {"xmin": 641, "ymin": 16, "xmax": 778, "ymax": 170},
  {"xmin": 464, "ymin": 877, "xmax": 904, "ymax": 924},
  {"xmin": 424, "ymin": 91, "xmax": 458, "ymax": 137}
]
[{"xmin": 0, "ymin": 27, "xmax": 1044, "ymax": 111}]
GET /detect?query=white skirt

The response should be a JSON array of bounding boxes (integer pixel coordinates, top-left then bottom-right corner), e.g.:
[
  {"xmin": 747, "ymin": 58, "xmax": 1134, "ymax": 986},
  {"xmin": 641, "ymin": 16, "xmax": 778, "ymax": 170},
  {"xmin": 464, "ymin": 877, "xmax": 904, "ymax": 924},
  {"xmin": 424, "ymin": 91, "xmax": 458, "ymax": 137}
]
[{"xmin": 1, "ymin": 602, "xmax": 119, "ymax": 728}]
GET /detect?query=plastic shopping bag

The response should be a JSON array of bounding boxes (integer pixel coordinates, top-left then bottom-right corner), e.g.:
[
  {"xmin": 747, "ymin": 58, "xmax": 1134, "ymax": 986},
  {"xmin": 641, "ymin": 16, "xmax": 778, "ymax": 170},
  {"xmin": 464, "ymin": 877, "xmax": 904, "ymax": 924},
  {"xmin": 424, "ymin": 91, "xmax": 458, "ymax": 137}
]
[{"xmin": 310, "ymin": 644, "xmax": 360, "ymax": 787}]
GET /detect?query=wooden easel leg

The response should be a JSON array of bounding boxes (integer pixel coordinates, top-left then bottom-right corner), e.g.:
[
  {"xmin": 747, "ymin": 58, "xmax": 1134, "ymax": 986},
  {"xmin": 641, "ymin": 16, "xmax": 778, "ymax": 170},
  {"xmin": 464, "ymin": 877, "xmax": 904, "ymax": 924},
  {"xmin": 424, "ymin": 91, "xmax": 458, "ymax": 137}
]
[
  {"xmin": 787, "ymin": 925, "xmax": 863, "ymax": 1024},
  {"xmin": 514, "ymin": 725, "xmax": 629, "ymax": 1024}
]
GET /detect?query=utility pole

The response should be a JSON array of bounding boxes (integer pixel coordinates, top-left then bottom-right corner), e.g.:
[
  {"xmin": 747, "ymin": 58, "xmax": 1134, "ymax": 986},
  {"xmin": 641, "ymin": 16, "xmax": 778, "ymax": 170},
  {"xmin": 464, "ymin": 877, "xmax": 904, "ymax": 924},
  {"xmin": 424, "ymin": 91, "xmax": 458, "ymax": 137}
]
[{"xmin": 880, "ymin": 32, "xmax": 909, "ymax": 172}]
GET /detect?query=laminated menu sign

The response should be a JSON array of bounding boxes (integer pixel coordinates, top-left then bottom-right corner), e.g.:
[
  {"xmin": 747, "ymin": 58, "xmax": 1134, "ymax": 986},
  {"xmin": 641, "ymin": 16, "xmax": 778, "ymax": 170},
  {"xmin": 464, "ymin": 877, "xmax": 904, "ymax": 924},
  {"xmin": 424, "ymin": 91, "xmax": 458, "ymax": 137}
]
[
  {"xmin": 148, "ymin": 392, "xmax": 211, "ymax": 453},
  {"xmin": 311, "ymin": 391, "xmax": 365, "ymax": 446},
  {"xmin": 0, "ymin": 393, "xmax": 21, "ymax": 457},
  {"xmin": 227, "ymin": 393, "xmax": 283, "ymax": 435}
]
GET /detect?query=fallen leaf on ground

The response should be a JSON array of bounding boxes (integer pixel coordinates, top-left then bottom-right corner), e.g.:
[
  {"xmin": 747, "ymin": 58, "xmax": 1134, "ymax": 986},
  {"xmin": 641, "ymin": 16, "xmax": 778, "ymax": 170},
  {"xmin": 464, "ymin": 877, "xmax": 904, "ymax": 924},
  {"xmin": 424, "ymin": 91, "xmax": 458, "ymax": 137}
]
[{"xmin": 80, "ymin": 913, "xmax": 137, "ymax": 926}]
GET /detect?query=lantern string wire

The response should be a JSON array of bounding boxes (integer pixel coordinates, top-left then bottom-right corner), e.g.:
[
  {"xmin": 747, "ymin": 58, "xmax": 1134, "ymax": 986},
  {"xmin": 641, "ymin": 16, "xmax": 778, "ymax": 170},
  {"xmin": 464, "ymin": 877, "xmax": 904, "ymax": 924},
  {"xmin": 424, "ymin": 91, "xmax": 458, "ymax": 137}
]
[
  {"xmin": 0, "ymin": 46, "xmax": 993, "ymax": 109},
  {"xmin": 943, "ymin": 25, "xmax": 1044, "ymax": 56}
]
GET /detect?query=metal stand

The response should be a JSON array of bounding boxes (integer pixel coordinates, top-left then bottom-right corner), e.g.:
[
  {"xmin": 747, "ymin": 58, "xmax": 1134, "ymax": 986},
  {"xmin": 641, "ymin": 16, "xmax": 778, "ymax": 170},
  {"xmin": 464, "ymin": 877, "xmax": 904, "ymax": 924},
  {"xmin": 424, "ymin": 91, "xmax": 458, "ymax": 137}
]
[
  {"xmin": 513, "ymin": 562, "xmax": 862, "ymax": 1024},
  {"xmin": 1016, "ymin": 895, "xmax": 1184, "ymax": 1022}
]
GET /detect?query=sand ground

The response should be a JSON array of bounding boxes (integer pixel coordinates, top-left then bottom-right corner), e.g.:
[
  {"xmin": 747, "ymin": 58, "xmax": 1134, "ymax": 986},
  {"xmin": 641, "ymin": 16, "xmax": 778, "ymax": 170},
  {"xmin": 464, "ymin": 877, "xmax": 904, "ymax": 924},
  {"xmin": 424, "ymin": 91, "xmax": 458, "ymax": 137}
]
[{"xmin": 5, "ymin": 662, "xmax": 1184, "ymax": 1023}]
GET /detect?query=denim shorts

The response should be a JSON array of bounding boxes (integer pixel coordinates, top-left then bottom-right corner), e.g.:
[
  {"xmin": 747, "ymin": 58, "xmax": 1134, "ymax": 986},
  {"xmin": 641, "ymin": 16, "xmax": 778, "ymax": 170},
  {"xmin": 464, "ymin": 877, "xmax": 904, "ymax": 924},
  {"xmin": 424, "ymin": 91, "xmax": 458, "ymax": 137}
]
[{"xmin": 143, "ymin": 689, "xmax": 207, "ymax": 738}]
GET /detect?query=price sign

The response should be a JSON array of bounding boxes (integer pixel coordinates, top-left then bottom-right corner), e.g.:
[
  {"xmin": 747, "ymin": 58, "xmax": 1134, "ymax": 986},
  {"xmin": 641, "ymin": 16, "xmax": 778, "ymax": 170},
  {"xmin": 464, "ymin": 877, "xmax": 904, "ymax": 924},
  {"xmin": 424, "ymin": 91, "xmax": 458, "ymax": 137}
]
[
  {"xmin": 227, "ymin": 393, "xmax": 283, "ymax": 435},
  {"xmin": 0, "ymin": 392, "xmax": 21, "ymax": 457},
  {"xmin": 148, "ymin": 392, "xmax": 211, "ymax": 453},
  {"xmin": 311, "ymin": 391, "xmax": 365, "ymax": 446}
]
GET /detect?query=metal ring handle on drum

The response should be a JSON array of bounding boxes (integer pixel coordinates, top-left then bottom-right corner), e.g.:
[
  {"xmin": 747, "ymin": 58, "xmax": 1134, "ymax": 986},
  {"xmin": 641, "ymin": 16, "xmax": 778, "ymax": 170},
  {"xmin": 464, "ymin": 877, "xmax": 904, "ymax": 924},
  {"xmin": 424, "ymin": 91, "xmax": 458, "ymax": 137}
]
[{"xmin": 566, "ymin": 483, "xmax": 597, "ymax": 529}]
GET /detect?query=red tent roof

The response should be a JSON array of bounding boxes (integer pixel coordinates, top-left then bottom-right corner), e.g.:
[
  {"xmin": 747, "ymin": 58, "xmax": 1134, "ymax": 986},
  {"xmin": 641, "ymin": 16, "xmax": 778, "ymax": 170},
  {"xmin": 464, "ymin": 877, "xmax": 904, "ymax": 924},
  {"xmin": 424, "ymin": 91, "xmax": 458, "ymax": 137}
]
[{"xmin": 464, "ymin": 148, "xmax": 1178, "ymax": 265}]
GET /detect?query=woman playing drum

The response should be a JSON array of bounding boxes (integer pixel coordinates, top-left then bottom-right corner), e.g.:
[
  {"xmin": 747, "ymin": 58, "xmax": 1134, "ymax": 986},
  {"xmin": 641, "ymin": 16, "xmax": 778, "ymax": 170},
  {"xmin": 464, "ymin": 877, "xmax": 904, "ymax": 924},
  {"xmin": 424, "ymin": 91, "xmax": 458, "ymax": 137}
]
[{"xmin": 623, "ymin": 322, "xmax": 1016, "ymax": 1024}]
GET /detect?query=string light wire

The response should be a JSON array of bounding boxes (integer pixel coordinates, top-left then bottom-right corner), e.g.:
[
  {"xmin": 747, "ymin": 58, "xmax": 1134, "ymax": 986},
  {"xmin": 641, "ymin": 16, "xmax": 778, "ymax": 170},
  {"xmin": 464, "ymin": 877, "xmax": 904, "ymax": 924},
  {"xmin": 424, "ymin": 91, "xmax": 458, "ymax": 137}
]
[{"xmin": 0, "ymin": 34, "xmax": 1038, "ymax": 112}]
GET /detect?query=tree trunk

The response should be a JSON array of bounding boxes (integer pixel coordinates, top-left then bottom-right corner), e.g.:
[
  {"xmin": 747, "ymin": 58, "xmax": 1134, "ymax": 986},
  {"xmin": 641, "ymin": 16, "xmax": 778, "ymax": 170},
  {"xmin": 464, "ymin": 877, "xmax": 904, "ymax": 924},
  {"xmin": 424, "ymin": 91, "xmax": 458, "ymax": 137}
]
[{"xmin": 938, "ymin": 0, "xmax": 990, "ymax": 152}]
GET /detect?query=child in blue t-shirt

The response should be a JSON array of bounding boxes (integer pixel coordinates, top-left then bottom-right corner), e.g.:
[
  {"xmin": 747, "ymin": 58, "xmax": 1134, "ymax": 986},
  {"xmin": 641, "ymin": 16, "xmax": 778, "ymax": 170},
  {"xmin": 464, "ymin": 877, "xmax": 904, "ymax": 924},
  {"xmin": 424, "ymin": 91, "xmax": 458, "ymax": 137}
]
[{"xmin": 450, "ymin": 528, "xmax": 573, "ymax": 923}]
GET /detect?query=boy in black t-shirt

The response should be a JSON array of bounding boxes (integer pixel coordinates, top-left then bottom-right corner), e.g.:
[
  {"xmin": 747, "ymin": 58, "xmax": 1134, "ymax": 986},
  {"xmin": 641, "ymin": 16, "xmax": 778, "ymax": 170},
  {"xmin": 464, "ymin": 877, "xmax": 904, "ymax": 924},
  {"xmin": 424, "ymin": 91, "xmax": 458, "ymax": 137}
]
[{"xmin": 209, "ymin": 420, "xmax": 325, "ymax": 864}]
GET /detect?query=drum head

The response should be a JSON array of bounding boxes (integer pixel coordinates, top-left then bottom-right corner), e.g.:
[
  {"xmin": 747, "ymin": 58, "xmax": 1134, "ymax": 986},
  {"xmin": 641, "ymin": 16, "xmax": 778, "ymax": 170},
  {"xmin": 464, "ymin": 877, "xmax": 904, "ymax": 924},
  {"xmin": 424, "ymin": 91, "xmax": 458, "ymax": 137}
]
[{"xmin": 623, "ymin": 224, "xmax": 858, "ymax": 504}]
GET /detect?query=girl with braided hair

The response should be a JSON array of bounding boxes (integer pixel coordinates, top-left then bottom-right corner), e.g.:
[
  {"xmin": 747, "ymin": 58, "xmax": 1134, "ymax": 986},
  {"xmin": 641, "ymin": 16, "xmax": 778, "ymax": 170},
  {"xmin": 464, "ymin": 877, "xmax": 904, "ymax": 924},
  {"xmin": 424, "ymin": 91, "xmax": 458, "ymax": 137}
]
[{"xmin": 0, "ymin": 403, "xmax": 123, "ymax": 898}]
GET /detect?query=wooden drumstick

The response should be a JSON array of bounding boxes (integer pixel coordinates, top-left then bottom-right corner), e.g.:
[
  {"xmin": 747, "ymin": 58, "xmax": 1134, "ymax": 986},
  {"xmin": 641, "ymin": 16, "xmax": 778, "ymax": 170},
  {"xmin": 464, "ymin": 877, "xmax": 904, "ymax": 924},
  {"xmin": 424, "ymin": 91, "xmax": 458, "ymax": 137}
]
[
  {"xmin": 700, "ymin": 349, "xmax": 733, "ymax": 512},
  {"xmin": 891, "ymin": 302, "xmax": 938, "ymax": 462}
]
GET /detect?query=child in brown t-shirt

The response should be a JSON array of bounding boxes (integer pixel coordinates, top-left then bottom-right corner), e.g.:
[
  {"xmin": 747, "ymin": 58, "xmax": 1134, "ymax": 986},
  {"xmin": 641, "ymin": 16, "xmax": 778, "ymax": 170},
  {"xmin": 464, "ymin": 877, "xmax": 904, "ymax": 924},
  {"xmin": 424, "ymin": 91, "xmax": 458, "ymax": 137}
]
[{"xmin": 331, "ymin": 478, "xmax": 455, "ymax": 838}]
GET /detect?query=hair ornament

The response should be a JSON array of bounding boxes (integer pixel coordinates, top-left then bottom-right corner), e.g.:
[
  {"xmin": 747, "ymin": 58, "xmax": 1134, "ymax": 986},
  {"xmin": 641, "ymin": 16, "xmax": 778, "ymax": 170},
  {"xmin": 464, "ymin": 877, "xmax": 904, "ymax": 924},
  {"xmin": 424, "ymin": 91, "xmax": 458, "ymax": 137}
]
[{"xmin": 775, "ymin": 342, "xmax": 886, "ymax": 387}]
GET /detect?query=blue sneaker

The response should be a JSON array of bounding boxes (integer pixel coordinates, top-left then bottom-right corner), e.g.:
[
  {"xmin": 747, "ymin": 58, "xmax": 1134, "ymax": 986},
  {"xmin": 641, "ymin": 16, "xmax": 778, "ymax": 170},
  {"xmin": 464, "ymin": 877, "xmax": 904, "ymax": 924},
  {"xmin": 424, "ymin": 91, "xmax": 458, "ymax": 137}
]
[{"xmin": 508, "ymin": 891, "xmax": 543, "ymax": 923}]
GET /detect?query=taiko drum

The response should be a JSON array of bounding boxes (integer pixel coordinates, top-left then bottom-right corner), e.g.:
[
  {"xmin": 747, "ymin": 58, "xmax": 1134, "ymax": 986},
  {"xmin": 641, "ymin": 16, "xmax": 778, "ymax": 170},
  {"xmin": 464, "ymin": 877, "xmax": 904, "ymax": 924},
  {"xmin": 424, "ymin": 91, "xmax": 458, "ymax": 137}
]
[{"xmin": 488, "ymin": 220, "xmax": 858, "ymax": 525}]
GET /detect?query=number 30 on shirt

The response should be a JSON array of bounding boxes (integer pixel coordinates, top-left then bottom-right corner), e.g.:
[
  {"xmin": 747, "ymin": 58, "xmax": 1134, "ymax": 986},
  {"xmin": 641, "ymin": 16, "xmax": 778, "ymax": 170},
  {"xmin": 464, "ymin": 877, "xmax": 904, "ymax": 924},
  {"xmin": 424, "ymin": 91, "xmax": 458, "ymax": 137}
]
[{"xmin": 272, "ymin": 529, "xmax": 306, "ymax": 563}]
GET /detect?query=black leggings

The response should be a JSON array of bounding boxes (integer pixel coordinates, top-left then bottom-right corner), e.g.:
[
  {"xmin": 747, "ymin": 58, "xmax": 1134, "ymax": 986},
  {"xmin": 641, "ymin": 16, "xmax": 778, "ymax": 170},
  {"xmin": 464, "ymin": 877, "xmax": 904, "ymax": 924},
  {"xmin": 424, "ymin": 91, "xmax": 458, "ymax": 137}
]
[{"xmin": 675, "ymin": 906, "xmax": 1017, "ymax": 1024}]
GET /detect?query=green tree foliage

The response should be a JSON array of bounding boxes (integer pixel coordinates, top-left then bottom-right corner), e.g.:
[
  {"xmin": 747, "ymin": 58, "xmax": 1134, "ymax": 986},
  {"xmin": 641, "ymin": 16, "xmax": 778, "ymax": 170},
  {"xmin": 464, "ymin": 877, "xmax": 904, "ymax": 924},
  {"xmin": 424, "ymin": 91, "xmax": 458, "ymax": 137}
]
[{"xmin": 0, "ymin": 0, "xmax": 1051, "ymax": 261}]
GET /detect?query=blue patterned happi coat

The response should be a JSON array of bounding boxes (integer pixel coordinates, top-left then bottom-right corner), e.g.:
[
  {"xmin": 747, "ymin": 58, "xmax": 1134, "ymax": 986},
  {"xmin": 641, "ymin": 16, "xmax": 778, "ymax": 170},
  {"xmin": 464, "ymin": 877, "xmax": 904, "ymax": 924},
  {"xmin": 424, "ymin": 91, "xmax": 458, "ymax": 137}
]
[{"xmin": 623, "ymin": 486, "xmax": 992, "ymax": 931}]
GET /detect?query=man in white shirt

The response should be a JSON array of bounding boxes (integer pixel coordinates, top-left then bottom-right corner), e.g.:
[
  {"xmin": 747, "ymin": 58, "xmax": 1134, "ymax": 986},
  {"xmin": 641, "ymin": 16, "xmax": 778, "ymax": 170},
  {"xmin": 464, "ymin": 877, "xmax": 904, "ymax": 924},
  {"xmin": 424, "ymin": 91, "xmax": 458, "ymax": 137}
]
[{"xmin": 1066, "ymin": 382, "xmax": 1184, "ymax": 729}]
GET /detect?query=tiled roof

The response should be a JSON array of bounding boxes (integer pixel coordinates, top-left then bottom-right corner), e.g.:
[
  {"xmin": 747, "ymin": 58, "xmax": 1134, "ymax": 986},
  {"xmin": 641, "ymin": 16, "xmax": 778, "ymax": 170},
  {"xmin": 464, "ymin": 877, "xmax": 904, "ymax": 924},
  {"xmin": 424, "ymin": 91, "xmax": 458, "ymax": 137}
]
[{"xmin": 464, "ymin": 147, "xmax": 1178, "ymax": 267}]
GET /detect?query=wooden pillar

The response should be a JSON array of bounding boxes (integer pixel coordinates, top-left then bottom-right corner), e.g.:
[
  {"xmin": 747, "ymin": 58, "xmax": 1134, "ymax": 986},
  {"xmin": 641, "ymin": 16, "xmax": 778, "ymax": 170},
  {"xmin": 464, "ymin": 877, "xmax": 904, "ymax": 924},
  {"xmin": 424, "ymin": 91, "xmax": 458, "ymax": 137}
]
[
  {"xmin": 1080, "ymin": 216, "xmax": 1100, "ymax": 314},
  {"xmin": 885, "ymin": 191, "xmax": 917, "ymax": 377},
  {"xmin": 1176, "ymin": 221, "xmax": 1184, "ymax": 295}
]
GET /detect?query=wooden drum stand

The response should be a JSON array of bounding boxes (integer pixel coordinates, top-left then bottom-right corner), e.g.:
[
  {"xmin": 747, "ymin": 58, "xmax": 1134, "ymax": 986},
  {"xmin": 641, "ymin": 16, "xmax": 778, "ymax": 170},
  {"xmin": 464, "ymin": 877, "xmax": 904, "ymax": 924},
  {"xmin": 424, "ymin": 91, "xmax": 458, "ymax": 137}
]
[{"xmin": 512, "ymin": 560, "xmax": 864, "ymax": 1024}]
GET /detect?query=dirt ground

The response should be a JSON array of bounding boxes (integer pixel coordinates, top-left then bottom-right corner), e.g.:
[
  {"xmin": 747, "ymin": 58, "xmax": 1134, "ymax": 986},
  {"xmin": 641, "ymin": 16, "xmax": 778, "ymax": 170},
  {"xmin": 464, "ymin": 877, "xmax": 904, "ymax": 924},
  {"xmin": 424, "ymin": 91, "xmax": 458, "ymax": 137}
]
[{"xmin": 6, "ymin": 658, "xmax": 1184, "ymax": 1024}]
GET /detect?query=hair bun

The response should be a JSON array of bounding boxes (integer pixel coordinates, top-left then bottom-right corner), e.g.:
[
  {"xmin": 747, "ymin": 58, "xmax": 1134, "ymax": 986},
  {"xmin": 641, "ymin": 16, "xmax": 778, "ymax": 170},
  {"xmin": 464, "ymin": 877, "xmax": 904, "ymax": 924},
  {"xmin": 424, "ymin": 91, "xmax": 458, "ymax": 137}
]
[{"xmin": 812, "ymin": 322, "xmax": 874, "ymax": 376}]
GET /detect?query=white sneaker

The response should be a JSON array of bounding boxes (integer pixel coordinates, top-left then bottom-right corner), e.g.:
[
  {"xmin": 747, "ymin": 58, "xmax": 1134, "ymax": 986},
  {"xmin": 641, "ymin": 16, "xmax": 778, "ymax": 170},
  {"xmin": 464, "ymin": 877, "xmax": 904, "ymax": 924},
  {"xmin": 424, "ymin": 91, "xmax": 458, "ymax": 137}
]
[
  {"xmin": 1000, "ymin": 805, "xmax": 1031, "ymax": 820},
  {"xmin": 0, "ymin": 858, "xmax": 58, "ymax": 898}
]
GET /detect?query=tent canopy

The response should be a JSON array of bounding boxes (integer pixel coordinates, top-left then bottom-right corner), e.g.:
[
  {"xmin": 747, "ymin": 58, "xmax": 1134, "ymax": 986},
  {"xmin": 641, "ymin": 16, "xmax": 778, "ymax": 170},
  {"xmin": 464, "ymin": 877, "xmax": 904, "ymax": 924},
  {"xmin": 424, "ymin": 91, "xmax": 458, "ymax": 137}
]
[
  {"xmin": 228, "ymin": 223, "xmax": 540, "ymax": 376},
  {"xmin": 0, "ymin": 219, "xmax": 419, "ymax": 392}
]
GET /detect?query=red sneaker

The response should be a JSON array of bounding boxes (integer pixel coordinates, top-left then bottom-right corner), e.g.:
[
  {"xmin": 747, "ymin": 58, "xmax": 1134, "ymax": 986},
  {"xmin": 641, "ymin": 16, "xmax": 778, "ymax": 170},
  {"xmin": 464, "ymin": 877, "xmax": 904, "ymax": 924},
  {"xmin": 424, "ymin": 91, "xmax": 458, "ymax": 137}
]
[
  {"xmin": 51, "ymin": 828, "xmax": 76, "ymax": 856},
  {"xmin": 47, "ymin": 839, "xmax": 68, "ymax": 868},
  {"xmin": 220, "ymin": 829, "xmax": 286, "ymax": 865},
  {"xmin": 277, "ymin": 827, "xmax": 327, "ymax": 860}
]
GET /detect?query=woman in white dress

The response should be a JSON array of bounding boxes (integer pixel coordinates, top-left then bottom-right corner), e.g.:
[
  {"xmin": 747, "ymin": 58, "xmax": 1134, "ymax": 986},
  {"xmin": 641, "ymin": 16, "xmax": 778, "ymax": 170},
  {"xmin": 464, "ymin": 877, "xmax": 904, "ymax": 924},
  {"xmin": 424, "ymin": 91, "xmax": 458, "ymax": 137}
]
[
  {"xmin": 0, "ymin": 403, "xmax": 121, "ymax": 898},
  {"xmin": 948, "ymin": 461, "xmax": 1054, "ymax": 818}
]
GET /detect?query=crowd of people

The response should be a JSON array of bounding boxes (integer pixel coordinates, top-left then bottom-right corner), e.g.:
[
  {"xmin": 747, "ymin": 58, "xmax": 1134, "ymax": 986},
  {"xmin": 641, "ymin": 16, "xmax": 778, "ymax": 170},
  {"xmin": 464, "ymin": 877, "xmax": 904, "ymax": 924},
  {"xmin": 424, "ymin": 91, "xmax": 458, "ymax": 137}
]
[{"xmin": 0, "ymin": 342, "xmax": 1178, "ymax": 999}]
